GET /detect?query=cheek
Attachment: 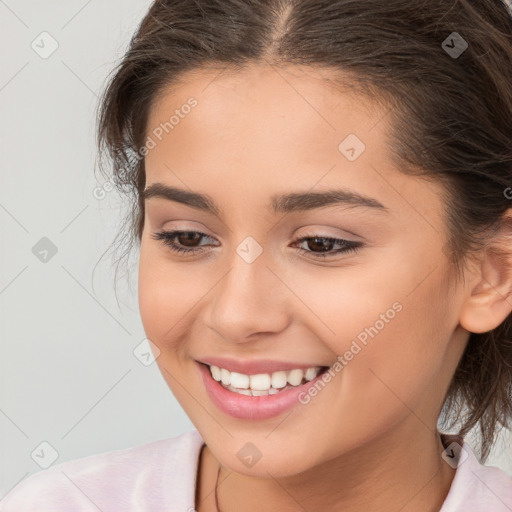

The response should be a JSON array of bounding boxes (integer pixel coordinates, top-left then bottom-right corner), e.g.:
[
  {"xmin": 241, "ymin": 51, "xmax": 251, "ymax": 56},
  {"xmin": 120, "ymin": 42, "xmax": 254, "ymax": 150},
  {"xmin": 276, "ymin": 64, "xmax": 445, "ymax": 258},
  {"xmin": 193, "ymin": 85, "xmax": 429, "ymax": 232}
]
[
  {"xmin": 323, "ymin": 275, "xmax": 451, "ymax": 424},
  {"xmin": 137, "ymin": 243, "xmax": 201, "ymax": 348},
  {"xmin": 138, "ymin": 244, "xmax": 207, "ymax": 407},
  {"xmin": 302, "ymin": 255, "xmax": 451, "ymax": 407}
]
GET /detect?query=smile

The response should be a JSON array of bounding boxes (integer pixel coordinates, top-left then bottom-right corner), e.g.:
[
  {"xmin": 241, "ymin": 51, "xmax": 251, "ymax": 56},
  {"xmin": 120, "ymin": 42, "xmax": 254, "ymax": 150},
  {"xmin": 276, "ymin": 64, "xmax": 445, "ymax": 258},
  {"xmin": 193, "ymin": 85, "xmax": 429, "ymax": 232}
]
[{"xmin": 197, "ymin": 360, "xmax": 332, "ymax": 419}]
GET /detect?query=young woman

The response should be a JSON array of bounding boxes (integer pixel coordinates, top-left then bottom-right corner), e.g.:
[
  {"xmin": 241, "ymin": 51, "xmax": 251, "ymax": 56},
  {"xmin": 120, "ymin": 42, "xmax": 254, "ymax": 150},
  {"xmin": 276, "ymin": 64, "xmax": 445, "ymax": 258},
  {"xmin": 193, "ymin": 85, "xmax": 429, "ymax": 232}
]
[{"xmin": 3, "ymin": 0, "xmax": 512, "ymax": 510}]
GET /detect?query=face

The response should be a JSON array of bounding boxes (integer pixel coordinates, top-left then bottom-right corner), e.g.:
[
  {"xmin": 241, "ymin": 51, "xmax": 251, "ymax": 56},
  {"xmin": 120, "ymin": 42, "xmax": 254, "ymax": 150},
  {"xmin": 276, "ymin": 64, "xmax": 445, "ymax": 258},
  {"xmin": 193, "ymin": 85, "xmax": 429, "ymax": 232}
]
[{"xmin": 138, "ymin": 64, "xmax": 470, "ymax": 478}]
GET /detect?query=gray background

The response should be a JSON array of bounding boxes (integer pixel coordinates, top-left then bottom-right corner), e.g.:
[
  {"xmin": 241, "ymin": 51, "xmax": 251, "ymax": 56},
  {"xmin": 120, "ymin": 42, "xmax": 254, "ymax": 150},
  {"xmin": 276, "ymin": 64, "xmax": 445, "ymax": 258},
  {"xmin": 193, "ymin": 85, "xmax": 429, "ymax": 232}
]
[{"xmin": 1, "ymin": 0, "xmax": 511, "ymax": 499}]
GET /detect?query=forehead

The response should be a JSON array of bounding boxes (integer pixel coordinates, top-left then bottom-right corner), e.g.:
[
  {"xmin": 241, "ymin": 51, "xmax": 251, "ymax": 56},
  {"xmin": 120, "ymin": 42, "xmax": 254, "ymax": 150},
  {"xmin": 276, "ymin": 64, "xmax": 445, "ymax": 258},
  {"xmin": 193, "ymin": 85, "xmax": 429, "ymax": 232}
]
[
  {"xmin": 144, "ymin": 64, "xmax": 390, "ymax": 182},
  {"xmin": 147, "ymin": 63, "xmax": 383, "ymax": 137}
]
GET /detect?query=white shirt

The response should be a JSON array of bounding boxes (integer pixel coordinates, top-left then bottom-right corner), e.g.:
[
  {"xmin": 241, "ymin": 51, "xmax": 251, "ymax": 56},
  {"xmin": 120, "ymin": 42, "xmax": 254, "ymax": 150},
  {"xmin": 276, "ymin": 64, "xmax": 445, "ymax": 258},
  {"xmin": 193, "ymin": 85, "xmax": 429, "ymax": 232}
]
[{"xmin": 1, "ymin": 429, "xmax": 511, "ymax": 511}]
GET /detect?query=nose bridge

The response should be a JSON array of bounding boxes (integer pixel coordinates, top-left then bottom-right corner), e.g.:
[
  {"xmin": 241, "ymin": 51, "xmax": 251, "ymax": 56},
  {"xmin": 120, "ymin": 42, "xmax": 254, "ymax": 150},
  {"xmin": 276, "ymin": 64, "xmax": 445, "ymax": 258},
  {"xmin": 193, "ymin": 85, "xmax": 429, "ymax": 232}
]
[
  {"xmin": 224, "ymin": 234, "xmax": 271, "ymax": 297},
  {"xmin": 206, "ymin": 237, "xmax": 289, "ymax": 341},
  {"xmin": 218, "ymin": 240, "xmax": 274, "ymax": 313}
]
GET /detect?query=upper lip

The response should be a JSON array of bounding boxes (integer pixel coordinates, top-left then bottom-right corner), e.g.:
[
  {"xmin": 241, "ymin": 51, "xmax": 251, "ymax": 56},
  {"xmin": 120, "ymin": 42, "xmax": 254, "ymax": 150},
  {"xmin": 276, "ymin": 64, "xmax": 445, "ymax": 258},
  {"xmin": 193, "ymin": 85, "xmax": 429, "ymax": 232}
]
[{"xmin": 197, "ymin": 356, "xmax": 329, "ymax": 375}]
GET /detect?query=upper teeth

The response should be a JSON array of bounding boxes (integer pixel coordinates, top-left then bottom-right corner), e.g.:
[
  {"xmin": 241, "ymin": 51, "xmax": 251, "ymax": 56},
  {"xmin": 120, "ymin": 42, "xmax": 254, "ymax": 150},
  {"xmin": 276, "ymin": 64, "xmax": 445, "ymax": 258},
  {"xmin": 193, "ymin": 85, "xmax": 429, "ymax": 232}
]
[{"xmin": 209, "ymin": 365, "xmax": 323, "ymax": 391}]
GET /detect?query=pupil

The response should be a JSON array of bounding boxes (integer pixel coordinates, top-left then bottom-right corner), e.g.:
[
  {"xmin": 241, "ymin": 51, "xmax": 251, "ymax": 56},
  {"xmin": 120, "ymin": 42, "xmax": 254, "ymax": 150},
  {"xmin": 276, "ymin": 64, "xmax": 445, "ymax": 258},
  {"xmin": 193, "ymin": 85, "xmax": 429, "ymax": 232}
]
[
  {"xmin": 309, "ymin": 238, "xmax": 331, "ymax": 252},
  {"xmin": 180, "ymin": 232, "xmax": 200, "ymax": 247}
]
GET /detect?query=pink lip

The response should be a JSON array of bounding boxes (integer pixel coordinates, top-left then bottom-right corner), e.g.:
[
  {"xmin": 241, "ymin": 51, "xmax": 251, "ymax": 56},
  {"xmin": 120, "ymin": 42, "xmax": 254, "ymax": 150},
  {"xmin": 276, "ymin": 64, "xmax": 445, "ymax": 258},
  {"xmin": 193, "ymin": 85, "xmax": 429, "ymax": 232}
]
[
  {"xmin": 197, "ymin": 361, "xmax": 329, "ymax": 420},
  {"xmin": 197, "ymin": 356, "xmax": 327, "ymax": 375}
]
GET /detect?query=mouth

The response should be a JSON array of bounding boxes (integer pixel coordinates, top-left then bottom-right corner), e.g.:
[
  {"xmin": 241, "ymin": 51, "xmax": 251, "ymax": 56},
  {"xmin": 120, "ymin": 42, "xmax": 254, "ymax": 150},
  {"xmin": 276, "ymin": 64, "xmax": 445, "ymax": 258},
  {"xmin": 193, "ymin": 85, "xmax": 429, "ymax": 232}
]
[{"xmin": 196, "ymin": 359, "xmax": 333, "ymax": 420}]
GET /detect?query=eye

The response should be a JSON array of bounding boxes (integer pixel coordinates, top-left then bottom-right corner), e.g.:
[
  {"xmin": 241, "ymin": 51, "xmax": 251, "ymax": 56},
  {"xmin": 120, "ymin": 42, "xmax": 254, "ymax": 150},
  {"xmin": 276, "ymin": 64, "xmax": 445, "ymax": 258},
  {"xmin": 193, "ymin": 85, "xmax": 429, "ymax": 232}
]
[
  {"xmin": 151, "ymin": 230, "xmax": 216, "ymax": 255},
  {"xmin": 151, "ymin": 230, "xmax": 363, "ymax": 259},
  {"xmin": 292, "ymin": 233, "xmax": 363, "ymax": 259}
]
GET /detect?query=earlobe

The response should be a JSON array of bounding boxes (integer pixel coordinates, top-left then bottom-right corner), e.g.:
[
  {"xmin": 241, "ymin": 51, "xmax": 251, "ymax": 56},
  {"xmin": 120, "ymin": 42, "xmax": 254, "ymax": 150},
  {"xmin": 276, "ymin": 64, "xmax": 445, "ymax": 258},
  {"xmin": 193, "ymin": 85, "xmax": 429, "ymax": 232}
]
[{"xmin": 459, "ymin": 212, "xmax": 512, "ymax": 335}]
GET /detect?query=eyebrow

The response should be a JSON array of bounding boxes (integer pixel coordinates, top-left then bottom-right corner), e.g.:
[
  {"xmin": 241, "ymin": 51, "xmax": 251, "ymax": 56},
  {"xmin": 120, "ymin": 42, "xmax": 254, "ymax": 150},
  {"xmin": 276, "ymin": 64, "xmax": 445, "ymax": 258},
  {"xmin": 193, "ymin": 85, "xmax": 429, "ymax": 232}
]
[{"xmin": 143, "ymin": 183, "xmax": 389, "ymax": 216}]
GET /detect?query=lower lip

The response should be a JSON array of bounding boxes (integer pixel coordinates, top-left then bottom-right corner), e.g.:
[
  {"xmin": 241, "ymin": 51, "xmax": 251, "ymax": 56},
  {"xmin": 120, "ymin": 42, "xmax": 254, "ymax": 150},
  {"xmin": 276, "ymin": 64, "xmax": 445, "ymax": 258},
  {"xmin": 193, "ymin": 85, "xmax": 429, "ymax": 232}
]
[{"xmin": 197, "ymin": 362, "xmax": 328, "ymax": 420}]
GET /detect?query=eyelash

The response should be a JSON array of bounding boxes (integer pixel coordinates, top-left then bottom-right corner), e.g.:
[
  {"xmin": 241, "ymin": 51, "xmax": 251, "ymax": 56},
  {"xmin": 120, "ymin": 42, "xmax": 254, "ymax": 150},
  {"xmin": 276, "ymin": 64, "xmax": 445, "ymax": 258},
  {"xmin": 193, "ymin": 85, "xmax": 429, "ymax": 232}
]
[{"xmin": 150, "ymin": 230, "xmax": 363, "ymax": 259}]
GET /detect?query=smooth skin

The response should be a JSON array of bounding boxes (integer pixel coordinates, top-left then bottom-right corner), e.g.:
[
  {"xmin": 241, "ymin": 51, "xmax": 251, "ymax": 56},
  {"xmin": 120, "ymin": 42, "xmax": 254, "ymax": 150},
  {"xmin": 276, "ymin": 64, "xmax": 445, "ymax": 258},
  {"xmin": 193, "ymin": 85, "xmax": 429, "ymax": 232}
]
[{"xmin": 138, "ymin": 64, "xmax": 512, "ymax": 512}]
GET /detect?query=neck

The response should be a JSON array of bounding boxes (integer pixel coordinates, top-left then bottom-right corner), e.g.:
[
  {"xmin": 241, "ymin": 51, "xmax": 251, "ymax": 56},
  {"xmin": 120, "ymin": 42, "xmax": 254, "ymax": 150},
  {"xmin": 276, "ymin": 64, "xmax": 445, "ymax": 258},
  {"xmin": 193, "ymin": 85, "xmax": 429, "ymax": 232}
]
[{"xmin": 210, "ymin": 422, "xmax": 456, "ymax": 512}]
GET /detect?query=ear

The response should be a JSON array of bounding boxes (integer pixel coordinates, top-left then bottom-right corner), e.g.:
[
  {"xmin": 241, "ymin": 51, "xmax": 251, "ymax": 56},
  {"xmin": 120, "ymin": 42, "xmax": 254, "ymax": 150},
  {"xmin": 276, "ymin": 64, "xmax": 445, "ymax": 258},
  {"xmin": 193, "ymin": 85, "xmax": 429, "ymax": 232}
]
[{"xmin": 459, "ymin": 210, "xmax": 512, "ymax": 334}]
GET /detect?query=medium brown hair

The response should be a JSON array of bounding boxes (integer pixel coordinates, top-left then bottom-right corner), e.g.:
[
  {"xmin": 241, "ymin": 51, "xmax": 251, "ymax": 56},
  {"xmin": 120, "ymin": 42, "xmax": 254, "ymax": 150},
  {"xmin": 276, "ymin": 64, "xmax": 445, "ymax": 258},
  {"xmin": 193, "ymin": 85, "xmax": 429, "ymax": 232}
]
[{"xmin": 95, "ymin": 0, "xmax": 512, "ymax": 462}]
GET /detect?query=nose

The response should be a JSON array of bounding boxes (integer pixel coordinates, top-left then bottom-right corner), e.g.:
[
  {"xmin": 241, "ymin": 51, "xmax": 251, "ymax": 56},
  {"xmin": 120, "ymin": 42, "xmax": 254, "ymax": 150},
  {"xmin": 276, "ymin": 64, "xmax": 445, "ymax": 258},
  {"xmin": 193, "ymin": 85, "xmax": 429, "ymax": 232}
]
[{"xmin": 205, "ymin": 247, "xmax": 291, "ymax": 343}]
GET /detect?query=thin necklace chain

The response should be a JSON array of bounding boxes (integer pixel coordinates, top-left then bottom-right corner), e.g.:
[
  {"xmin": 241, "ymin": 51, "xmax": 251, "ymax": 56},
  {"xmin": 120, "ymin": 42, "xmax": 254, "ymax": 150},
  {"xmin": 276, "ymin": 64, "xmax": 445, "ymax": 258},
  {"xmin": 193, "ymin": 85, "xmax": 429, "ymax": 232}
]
[{"xmin": 214, "ymin": 462, "xmax": 221, "ymax": 512}]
